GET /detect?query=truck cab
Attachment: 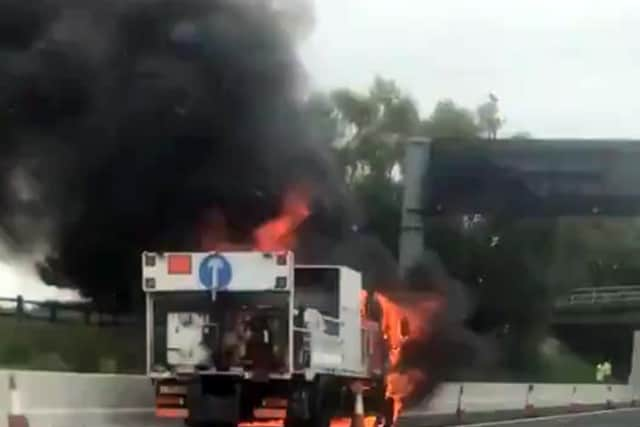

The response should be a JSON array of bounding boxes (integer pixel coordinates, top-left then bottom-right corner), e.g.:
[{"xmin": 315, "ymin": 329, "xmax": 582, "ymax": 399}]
[{"xmin": 142, "ymin": 251, "xmax": 387, "ymax": 427}]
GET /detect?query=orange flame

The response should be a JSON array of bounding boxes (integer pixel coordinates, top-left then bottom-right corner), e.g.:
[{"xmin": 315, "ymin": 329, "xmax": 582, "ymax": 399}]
[
  {"xmin": 360, "ymin": 289, "xmax": 368, "ymax": 319},
  {"xmin": 330, "ymin": 417, "xmax": 378, "ymax": 427},
  {"xmin": 254, "ymin": 188, "xmax": 310, "ymax": 251},
  {"xmin": 385, "ymin": 370, "xmax": 426, "ymax": 421},
  {"xmin": 373, "ymin": 291, "xmax": 443, "ymax": 423},
  {"xmin": 201, "ymin": 187, "xmax": 310, "ymax": 252}
]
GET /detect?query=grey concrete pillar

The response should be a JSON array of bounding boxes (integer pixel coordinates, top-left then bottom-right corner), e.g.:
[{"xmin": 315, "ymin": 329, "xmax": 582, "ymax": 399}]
[{"xmin": 398, "ymin": 137, "xmax": 430, "ymax": 277}]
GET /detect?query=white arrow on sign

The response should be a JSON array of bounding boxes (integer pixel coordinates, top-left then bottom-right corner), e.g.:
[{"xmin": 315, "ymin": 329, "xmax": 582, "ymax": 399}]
[{"xmin": 208, "ymin": 257, "xmax": 226, "ymax": 290}]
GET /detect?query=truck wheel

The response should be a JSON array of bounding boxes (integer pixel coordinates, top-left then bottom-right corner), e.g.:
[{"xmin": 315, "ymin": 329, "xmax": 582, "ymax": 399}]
[
  {"xmin": 310, "ymin": 377, "xmax": 334, "ymax": 427},
  {"xmin": 284, "ymin": 417, "xmax": 306, "ymax": 427},
  {"xmin": 285, "ymin": 377, "xmax": 333, "ymax": 427}
]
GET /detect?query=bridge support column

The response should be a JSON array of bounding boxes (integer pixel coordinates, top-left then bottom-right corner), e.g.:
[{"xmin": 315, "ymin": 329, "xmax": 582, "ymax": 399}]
[{"xmin": 398, "ymin": 137, "xmax": 430, "ymax": 277}]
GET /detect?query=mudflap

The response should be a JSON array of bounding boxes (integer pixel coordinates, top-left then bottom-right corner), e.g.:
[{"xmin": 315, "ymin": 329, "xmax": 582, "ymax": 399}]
[{"xmin": 186, "ymin": 381, "xmax": 240, "ymax": 425}]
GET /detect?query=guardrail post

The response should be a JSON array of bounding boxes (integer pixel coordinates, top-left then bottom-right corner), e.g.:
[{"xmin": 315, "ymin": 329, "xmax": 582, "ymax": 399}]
[
  {"xmin": 49, "ymin": 303, "xmax": 57, "ymax": 323},
  {"xmin": 606, "ymin": 385, "xmax": 613, "ymax": 409},
  {"xmin": 15, "ymin": 295, "xmax": 24, "ymax": 319},
  {"xmin": 525, "ymin": 384, "xmax": 535, "ymax": 416},
  {"xmin": 456, "ymin": 384, "xmax": 464, "ymax": 422},
  {"xmin": 569, "ymin": 385, "xmax": 579, "ymax": 412},
  {"xmin": 8, "ymin": 374, "xmax": 29, "ymax": 427}
]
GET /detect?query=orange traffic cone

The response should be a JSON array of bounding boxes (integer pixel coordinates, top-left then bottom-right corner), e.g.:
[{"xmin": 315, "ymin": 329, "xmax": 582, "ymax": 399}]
[
  {"xmin": 351, "ymin": 383, "xmax": 365, "ymax": 427},
  {"xmin": 8, "ymin": 375, "xmax": 29, "ymax": 427}
]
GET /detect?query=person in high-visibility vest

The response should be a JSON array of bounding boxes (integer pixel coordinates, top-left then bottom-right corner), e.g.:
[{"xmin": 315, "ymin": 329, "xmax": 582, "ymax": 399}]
[
  {"xmin": 603, "ymin": 360, "xmax": 613, "ymax": 382},
  {"xmin": 596, "ymin": 361, "xmax": 613, "ymax": 382},
  {"xmin": 596, "ymin": 363, "xmax": 605, "ymax": 382}
]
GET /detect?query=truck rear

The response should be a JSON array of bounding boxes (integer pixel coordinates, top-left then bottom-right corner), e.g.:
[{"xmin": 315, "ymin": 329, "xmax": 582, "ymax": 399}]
[{"xmin": 142, "ymin": 251, "xmax": 389, "ymax": 427}]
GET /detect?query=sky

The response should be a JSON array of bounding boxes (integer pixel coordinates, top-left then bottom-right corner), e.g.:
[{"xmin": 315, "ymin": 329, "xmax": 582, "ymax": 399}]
[{"xmin": 301, "ymin": 0, "xmax": 640, "ymax": 138}]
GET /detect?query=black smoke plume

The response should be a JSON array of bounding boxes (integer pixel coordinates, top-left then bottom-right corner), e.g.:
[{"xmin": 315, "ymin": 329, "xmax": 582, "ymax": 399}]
[{"xmin": 0, "ymin": 0, "xmax": 347, "ymax": 309}]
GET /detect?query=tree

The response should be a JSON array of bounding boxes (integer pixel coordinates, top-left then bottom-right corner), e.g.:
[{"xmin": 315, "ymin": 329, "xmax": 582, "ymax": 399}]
[
  {"xmin": 303, "ymin": 92, "xmax": 341, "ymax": 147},
  {"xmin": 511, "ymin": 131, "xmax": 532, "ymax": 140},
  {"xmin": 420, "ymin": 100, "xmax": 479, "ymax": 139},
  {"xmin": 306, "ymin": 77, "xmax": 419, "ymax": 255},
  {"xmin": 477, "ymin": 94, "xmax": 502, "ymax": 139},
  {"xmin": 330, "ymin": 77, "xmax": 419, "ymax": 184}
]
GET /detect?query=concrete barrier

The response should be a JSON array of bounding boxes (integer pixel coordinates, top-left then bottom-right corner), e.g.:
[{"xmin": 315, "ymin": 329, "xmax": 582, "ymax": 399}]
[
  {"xmin": 572, "ymin": 384, "xmax": 612, "ymax": 408},
  {"xmin": 5, "ymin": 371, "xmax": 156, "ymax": 427},
  {"xmin": 461, "ymin": 382, "xmax": 529, "ymax": 413},
  {"xmin": 2, "ymin": 370, "xmax": 637, "ymax": 427},
  {"xmin": 406, "ymin": 383, "xmax": 462, "ymax": 416},
  {"xmin": 0, "ymin": 372, "xmax": 9, "ymax": 427},
  {"xmin": 632, "ymin": 385, "xmax": 640, "ymax": 404},
  {"xmin": 402, "ymin": 381, "xmax": 636, "ymax": 426},
  {"xmin": 606, "ymin": 384, "xmax": 632, "ymax": 409},
  {"xmin": 528, "ymin": 383, "xmax": 575, "ymax": 409}
]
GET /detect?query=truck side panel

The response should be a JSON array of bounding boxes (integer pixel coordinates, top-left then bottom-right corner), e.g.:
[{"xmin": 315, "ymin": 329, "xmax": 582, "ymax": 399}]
[{"xmin": 339, "ymin": 267, "xmax": 364, "ymax": 375}]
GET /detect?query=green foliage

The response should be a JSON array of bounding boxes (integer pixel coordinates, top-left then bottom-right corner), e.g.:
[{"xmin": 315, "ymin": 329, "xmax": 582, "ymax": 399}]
[
  {"xmin": 537, "ymin": 349, "xmax": 595, "ymax": 383},
  {"xmin": 476, "ymin": 95, "xmax": 502, "ymax": 139},
  {"xmin": 511, "ymin": 131, "xmax": 532, "ymax": 140},
  {"xmin": 420, "ymin": 100, "xmax": 480, "ymax": 139},
  {"xmin": 1, "ymin": 340, "xmax": 33, "ymax": 365},
  {"xmin": 304, "ymin": 92, "xmax": 341, "ymax": 147},
  {"xmin": 306, "ymin": 77, "xmax": 419, "ymax": 255},
  {"xmin": 352, "ymin": 175, "xmax": 403, "ymax": 257},
  {"xmin": 0, "ymin": 318, "xmax": 144, "ymax": 373},
  {"xmin": 328, "ymin": 76, "xmax": 419, "ymax": 184}
]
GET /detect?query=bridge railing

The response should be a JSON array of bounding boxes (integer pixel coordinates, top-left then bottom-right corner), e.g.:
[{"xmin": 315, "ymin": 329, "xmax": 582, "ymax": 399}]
[
  {"xmin": 0, "ymin": 295, "xmax": 138, "ymax": 326},
  {"xmin": 556, "ymin": 286, "xmax": 640, "ymax": 307}
]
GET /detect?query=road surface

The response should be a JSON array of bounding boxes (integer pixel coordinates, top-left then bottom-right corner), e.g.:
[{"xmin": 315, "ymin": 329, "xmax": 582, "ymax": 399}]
[
  {"xmin": 80, "ymin": 409, "xmax": 640, "ymax": 427},
  {"xmin": 453, "ymin": 408, "xmax": 640, "ymax": 427}
]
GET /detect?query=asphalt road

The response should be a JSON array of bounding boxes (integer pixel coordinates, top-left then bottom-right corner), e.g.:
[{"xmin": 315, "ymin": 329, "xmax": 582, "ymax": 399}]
[
  {"xmin": 455, "ymin": 408, "xmax": 640, "ymax": 427},
  {"xmin": 120, "ymin": 409, "xmax": 640, "ymax": 427}
]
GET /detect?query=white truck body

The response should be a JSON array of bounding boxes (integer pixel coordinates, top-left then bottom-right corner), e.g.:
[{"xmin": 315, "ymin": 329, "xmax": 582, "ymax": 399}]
[
  {"xmin": 141, "ymin": 250, "xmax": 387, "ymax": 426},
  {"xmin": 142, "ymin": 251, "xmax": 373, "ymax": 380}
]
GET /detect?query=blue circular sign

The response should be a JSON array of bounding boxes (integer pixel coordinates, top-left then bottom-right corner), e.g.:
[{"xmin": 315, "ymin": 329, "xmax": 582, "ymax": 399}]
[{"xmin": 198, "ymin": 254, "xmax": 232, "ymax": 290}]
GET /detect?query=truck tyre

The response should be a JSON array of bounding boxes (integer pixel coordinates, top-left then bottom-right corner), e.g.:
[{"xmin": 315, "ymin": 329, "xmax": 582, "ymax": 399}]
[
  {"xmin": 310, "ymin": 376, "xmax": 334, "ymax": 427},
  {"xmin": 285, "ymin": 377, "xmax": 333, "ymax": 427}
]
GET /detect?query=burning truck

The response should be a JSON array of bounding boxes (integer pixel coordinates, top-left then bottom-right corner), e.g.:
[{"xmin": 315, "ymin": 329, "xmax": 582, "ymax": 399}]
[
  {"xmin": 142, "ymin": 250, "xmax": 394, "ymax": 427},
  {"xmin": 140, "ymin": 188, "xmax": 446, "ymax": 427}
]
